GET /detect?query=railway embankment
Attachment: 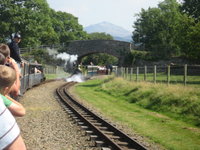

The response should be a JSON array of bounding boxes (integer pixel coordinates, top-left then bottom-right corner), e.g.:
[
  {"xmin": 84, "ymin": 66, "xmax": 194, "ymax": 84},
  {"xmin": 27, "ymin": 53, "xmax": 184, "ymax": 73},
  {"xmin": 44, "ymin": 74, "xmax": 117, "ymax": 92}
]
[{"xmin": 71, "ymin": 76, "xmax": 200, "ymax": 150}]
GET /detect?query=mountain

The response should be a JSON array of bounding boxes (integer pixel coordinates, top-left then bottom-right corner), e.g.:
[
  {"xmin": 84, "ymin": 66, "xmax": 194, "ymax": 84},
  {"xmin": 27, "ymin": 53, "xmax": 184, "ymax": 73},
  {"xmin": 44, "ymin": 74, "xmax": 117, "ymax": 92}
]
[{"xmin": 84, "ymin": 21, "xmax": 132, "ymax": 42}]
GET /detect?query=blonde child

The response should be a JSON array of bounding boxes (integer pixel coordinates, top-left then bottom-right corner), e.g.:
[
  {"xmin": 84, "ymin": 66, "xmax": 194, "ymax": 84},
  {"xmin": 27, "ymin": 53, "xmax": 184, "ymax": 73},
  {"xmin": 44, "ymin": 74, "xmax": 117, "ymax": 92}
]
[
  {"xmin": 0, "ymin": 43, "xmax": 21, "ymax": 98},
  {"xmin": 0, "ymin": 65, "xmax": 26, "ymax": 150}
]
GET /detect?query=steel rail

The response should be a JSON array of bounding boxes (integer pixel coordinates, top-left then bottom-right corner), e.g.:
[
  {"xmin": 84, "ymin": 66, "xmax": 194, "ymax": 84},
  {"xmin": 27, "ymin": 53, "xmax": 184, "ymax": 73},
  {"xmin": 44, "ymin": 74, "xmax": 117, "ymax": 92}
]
[{"xmin": 56, "ymin": 82, "xmax": 148, "ymax": 150}]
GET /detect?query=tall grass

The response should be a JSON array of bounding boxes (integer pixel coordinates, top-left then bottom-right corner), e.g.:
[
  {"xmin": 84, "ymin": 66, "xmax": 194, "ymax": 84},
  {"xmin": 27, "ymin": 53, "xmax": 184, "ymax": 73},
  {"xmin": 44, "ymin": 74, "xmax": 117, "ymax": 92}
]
[
  {"xmin": 96, "ymin": 77, "xmax": 200, "ymax": 126},
  {"xmin": 74, "ymin": 76, "xmax": 200, "ymax": 149}
]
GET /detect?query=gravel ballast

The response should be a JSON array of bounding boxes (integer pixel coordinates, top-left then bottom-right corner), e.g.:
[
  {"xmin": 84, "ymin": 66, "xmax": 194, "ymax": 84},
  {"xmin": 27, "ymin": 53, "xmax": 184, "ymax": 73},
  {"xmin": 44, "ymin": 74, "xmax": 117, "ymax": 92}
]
[{"xmin": 17, "ymin": 80, "xmax": 100, "ymax": 150}]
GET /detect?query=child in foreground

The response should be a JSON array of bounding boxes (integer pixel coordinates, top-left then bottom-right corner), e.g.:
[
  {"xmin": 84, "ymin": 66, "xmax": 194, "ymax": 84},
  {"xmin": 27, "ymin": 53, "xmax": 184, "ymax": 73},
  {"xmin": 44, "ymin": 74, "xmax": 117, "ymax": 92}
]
[
  {"xmin": 0, "ymin": 43, "xmax": 21, "ymax": 98},
  {"xmin": 0, "ymin": 65, "xmax": 26, "ymax": 150}
]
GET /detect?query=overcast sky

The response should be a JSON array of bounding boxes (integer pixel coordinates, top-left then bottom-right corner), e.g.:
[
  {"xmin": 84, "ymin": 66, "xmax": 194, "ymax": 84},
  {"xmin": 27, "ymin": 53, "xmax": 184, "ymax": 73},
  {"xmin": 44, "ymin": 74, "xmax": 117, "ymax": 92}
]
[{"xmin": 46, "ymin": 0, "xmax": 163, "ymax": 31}]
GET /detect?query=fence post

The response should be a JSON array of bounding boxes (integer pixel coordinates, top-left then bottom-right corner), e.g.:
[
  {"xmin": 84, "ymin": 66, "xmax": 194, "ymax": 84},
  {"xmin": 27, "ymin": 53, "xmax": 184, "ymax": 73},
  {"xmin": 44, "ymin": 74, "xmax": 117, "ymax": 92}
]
[
  {"xmin": 124, "ymin": 67, "xmax": 126, "ymax": 79},
  {"xmin": 115, "ymin": 67, "xmax": 118, "ymax": 77},
  {"xmin": 154, "ymin": 65, "xmax": 157, "ymax": 83},
  {"xmin": 144, "ymin": 65, "xmax": 147, "ymax": 81},
  {"xmin": 119, "ymin": 67, "xmax": 122, "ymax": 77},
  {"xmin": 167, "ymin": 65, "xmax": 170, "ymax": 85},
  {"xmin": 130, "ymin": 68, "xmax": 133, "ymax": 81},
  {"xmin": 184, "ymin": 64, "xmax": 187, "ymax": 86},
  {"xmin": 136, "ymin": 67, "xmax": 139, "ymax": 82},
  {"xmin": 92, "ymin": 67, "xmax": 94, "ymax": 76},
  {"xmin": 123, "ymin": 67, "xmax": 126, "ymax": 78},
  {"xmin": 126, "ymin": 68, "xmax": 129, "ymax": 80}
]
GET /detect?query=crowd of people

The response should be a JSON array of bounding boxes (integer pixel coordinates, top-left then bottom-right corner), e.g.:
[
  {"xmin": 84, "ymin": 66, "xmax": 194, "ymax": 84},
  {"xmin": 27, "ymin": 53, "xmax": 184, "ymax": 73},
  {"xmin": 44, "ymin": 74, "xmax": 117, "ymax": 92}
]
[{"xmin": 0, "ymin": 33, "xmax": 27, "ymax": 150}]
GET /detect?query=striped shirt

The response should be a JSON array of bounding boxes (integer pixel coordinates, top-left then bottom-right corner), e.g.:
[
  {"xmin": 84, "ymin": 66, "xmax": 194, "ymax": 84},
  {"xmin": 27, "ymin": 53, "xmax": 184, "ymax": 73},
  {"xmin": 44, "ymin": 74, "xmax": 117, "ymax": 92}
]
[{"xmin": 0, "ymin": 96, "xmax": 20, "ymax": 149}]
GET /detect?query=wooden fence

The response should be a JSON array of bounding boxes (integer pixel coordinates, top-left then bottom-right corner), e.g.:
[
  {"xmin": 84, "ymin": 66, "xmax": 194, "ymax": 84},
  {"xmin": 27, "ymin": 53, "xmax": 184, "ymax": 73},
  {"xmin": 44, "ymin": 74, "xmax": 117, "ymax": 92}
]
[
  {"xmin": 43, "ymin": 65, "xmax": 64, "ymax": 74},
  {"xmin": 114, "ymin": 65, "xmax": 200, "ymax": 85}
]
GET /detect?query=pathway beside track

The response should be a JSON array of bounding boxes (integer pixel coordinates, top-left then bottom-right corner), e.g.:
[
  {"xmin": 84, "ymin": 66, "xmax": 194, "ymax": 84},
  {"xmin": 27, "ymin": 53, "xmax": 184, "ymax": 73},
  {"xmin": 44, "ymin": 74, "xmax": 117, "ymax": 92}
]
[{"xmin": 17, "ymin": 80, "xmax": 100, "ymax": 150}]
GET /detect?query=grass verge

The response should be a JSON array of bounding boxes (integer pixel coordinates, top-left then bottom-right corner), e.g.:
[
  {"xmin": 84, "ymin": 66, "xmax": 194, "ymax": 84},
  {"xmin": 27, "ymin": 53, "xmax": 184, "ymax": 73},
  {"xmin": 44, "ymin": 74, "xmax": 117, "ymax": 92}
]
[
  {"xmin": 45, "ymin": 72, "xmax": 69, "ymax": 80},
  {"xmin": 73, "ymin": 76, "xmax": 200, "ymax": 150}
]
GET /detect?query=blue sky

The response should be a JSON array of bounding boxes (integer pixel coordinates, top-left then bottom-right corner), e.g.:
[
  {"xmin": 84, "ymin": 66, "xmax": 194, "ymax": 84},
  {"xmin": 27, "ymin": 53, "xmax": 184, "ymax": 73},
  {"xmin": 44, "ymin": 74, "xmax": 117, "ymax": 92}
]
[{"xmin": 46, "ymin": 0, "xmax": 163, "ymax": 31}]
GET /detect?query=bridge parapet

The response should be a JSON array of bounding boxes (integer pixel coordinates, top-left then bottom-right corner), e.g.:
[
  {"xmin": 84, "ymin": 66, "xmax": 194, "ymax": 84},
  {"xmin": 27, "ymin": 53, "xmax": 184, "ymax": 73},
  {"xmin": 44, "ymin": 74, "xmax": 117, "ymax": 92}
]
[{"xmin": 65, "ymin": 40, "xmax": 131, "ymax": 66}]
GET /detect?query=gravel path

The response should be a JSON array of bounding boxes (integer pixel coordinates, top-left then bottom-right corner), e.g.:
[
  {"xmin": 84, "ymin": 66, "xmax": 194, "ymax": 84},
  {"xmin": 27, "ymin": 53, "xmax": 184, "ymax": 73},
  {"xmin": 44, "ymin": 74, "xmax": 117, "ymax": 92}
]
[{"xmin": 17, "ymin": 80, "xmax": 100, "ymax": 150}]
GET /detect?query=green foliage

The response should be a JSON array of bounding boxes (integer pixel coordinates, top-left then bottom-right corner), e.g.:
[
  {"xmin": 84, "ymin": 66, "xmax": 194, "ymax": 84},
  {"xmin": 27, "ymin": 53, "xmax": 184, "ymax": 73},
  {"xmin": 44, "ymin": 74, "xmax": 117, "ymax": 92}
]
[
  {"xmin": 0, "ymin": 0, "xmax": 88, "ymax": 48},
  {"xmin": 50, "ymin": 10, "xmax": 88, "ymax": 44},
  {"xmin": 82, "ymin": 53, "xmax": 118, "ymax": 66},
  {"xmin": 133, "ymin": 0, "xmax": 183, "ymax": 58},
  {"xmin": 0, "ymin": 0, "xmax": 58, "ymax": 46},
  {"xmin": 181, "ymin": 0, "xmax": 200, "ymax": 21},
  {"xmin": 179, "ymin": 22, "xmax": 200, "ymax": 60},
  {"xmin": 22, "ymin": 49, "xmax": 64, "ymax": 65},
  {"xmin": 127, "ymin": 50, "xmax": 153, "ymax": 65},
  {"xmin": 88, "ymin": 32, "xmax": 113, "ymax": 40},
  {"xmin": 132, "ymin": 0, "xmax": 200, "ymax": 61}
]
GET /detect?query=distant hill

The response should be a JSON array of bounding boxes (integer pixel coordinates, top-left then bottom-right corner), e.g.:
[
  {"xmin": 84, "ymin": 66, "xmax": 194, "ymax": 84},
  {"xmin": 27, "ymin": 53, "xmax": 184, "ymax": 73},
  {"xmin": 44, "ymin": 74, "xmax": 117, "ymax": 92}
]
[{"xmin": 84, "ymin": 21, "xmax": 132, "ymax": 42}]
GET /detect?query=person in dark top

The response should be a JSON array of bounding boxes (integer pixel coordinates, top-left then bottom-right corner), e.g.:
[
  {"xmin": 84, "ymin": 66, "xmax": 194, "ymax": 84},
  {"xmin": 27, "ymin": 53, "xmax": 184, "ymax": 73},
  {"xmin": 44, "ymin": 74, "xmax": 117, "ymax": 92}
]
[{"xmin": 9, "ymin": 33, "xmax": 23, "ymax": 67}]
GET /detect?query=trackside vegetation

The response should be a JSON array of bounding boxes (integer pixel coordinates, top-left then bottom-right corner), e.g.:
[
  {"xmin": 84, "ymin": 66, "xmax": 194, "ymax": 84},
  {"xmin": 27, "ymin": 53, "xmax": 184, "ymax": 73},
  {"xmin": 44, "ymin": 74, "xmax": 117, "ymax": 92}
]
[{"xmin": 73, "ymin": 76, "xmax": 200, "ymax": 150}]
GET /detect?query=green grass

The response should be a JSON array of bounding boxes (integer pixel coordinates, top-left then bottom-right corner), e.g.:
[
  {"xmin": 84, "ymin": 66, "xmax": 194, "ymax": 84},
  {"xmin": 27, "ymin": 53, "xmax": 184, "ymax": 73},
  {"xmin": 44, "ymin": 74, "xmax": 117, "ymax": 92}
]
[
  {"xmin": 73, "ymin": 77, "xmax": 200, "ymax": 150},
  {"xmin": 122, "ymin": 72, "xmax": 200, "ymax": 88},
  {"xmin": 45, "ymin": 72, "xmax": 69, "ymax": 80}
]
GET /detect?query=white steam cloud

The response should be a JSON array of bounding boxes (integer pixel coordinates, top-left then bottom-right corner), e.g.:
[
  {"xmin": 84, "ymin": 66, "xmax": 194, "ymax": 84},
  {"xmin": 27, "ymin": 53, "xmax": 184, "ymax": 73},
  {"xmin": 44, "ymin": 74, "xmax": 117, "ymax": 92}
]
[
  {"xmin": 46, "ymin": 47, "xmax": 58, "ymax": 56},
  {"xmin": 66, "ymin": 73, "xmax": 85, "ymax": 83},
  {"xmin": 57, "ymin": 52, "xmax": 85, "ymax": 83},
  {"xmin": 57, "ymin": 52, "xmax": 78, "ymax": 63},
  {"xmin": 57, "ymin": 52, "xmax": 78, "ymax": 72}
]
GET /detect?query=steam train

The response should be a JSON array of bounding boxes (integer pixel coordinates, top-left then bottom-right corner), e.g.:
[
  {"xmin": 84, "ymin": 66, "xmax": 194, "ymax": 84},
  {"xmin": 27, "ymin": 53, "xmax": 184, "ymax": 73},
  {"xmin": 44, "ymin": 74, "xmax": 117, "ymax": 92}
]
[{"xmin": 20, "ymin": 61, "xmax": 45, "ymax": 94}]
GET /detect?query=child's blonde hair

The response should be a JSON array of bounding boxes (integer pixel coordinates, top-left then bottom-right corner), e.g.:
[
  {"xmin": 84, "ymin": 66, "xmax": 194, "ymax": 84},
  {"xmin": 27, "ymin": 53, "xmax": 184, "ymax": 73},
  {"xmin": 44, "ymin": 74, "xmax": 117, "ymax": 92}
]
[{"xmin": 0, "ymin": 65, "xmax": 16, "ymax": 91}]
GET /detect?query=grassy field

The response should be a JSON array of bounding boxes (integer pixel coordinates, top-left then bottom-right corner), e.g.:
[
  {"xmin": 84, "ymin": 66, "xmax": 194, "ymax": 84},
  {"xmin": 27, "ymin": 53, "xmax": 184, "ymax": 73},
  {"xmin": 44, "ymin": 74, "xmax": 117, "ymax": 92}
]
[
  {"xmin": 44, "ymin": 72, "xmax": 69, "ymax": 80},
  {"xmin": 72, "ymin": 76, "xmax": 200, "ymax": 150}
]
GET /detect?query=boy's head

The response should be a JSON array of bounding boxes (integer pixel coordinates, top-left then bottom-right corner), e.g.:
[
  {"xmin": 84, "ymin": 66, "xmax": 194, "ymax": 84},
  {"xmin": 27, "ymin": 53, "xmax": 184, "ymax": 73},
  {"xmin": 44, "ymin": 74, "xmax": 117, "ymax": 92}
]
[
  {"xmin": 0, "ymin": 43, "xmax": 10, "ymax": 58},
  {"xmin": 0, "ymin": 65, "xmax": 16, "ymax": 95},
  {"xmin": 0, "ymin": 53, "xmax": 5, "ymax": 65}
]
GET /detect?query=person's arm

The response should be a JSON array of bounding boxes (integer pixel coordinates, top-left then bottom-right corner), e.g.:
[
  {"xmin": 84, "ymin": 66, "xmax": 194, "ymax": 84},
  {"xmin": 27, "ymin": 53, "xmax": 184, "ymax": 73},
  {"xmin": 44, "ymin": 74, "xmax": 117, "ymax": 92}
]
[{"xmin": 5, "ymin": 95, "xmax": 26, "ymax": 117}]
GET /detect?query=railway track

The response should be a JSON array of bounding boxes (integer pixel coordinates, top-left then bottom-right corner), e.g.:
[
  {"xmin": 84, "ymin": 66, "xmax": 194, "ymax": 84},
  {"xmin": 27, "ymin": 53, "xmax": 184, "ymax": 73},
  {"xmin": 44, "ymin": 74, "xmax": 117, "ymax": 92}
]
[{"xmin": 56, "ymin": 82, "xmax": 148, "ymax": 150}]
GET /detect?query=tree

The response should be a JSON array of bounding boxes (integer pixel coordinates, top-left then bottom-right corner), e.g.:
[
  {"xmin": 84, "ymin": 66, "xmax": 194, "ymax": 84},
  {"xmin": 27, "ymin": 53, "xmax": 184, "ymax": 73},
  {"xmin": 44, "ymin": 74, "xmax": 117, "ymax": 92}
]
[
  {"xmin": 133, "ymin": 0, "xmax": 184, "ymax": 58},
  {"xmin": 0, "ymin": 0, "xmax": 88, "ymax": 47},
  {"xmin": 181, "ymin": 0, "xmax": 200, "ymax": 21},
  {"xmin": 179, "ymin": 21, "xmax": 200, "ymax": 60},
  {"xmin": 0, "ymin": 0, "xmax": 58, "ymax": 46},
  {"xmin": 50, "ymin": 10, "xmax": 88, "ymax": 44},
  {"xmin": 88, "ymin": 32, "xmax": 113, "ymax": 40}
]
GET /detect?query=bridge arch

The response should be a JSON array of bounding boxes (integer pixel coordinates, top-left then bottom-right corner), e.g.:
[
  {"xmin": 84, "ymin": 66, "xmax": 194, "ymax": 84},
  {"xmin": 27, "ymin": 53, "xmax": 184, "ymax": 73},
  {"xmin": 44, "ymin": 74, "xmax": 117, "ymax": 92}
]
[{"xmin": 65, "ymin": 40, "xmax": 132, "ymax": 66}]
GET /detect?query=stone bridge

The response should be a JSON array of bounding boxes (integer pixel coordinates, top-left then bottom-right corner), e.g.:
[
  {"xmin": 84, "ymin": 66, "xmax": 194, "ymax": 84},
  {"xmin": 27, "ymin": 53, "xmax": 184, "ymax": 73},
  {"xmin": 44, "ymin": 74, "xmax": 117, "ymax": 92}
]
[{"xmin": 65, "ymin": 40, "xmax": 132, "ymax": 66}]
